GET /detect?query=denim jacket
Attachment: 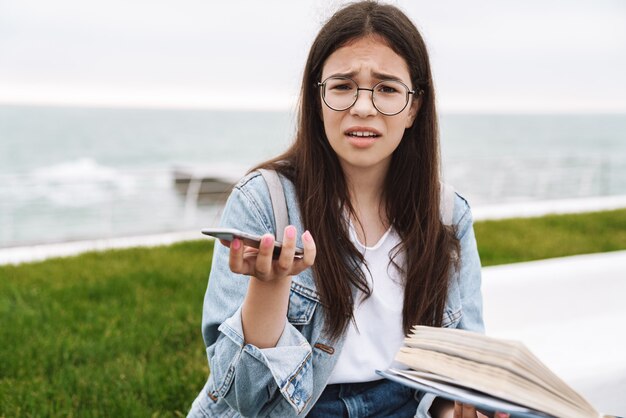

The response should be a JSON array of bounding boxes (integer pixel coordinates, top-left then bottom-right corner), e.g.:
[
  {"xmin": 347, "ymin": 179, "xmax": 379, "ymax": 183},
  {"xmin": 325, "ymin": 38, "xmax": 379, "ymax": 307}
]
[{"xmin": 188, "ymin": 171, "xmax": 484, "ymax": 418}]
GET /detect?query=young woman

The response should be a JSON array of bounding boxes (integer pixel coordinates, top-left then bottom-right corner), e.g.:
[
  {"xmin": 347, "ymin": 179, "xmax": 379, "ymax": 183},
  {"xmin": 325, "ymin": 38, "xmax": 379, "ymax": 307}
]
[{"xmin": 188, "ymin": 2, "xmax": 501, "ymax": 417}]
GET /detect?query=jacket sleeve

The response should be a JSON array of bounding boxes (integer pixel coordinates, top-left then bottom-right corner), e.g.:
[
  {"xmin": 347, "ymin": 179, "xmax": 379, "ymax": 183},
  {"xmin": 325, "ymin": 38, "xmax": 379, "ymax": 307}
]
[
  {"xmin": 199, "ymin": 177, "xmax": 314, "ymax": 416},
  {"xmin": 454, "ymin": 197, "xmax": 485, "ymax": 333},
  {"xmin": 416, "ymin": 194, "xmax": 485, "ymax": 418}
]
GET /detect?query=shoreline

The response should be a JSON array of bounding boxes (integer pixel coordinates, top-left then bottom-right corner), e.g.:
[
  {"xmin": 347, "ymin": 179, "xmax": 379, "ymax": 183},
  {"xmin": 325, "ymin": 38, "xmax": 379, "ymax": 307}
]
[{"xmin": 2, "ymin": 194, "xmax": 626, "ymax": 266}]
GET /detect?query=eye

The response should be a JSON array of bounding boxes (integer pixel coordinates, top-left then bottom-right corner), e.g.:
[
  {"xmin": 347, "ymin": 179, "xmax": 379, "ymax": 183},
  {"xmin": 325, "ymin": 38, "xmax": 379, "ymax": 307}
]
[
  {"xmin": 329, "ymin": 83, "xmax": 354, "ymax": 91},
  {"xmin": 376, "ymin": 83, "xmax": 400, "ymax": 94},
  {"xmin": 325, "ymin": 77, "xmax": 356, "ymax": 93}
]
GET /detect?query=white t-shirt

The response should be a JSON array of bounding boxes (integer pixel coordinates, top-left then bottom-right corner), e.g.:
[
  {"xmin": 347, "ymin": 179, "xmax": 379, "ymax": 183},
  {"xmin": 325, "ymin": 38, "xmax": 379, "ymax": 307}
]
[{"xmin": 327, "ymin": 222, "xmax": 408, "ymax": 384}]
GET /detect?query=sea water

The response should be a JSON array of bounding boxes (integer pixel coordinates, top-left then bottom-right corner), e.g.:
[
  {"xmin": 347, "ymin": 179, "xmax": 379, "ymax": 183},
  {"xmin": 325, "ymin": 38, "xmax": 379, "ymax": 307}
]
[{"xmin": 1, "ymin": 105, "xmax": 625, "ymax": 247}]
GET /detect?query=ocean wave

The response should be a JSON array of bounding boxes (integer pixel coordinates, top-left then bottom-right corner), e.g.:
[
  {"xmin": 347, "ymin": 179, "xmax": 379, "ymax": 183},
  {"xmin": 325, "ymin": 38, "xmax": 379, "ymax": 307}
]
[
  {"xmin": 2, "ymin": 158, "xmax": 139, "ymax": 207},
  {"xmin": 31, "ymin": 158, "xmax": 121, "ymax": 182}
]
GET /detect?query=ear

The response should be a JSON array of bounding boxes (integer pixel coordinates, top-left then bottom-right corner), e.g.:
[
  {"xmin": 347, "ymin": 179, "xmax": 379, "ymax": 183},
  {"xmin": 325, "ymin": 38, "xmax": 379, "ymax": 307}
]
[{"xmin": 405, "ymin": 95, "xmax": 421, "ymax": 128}]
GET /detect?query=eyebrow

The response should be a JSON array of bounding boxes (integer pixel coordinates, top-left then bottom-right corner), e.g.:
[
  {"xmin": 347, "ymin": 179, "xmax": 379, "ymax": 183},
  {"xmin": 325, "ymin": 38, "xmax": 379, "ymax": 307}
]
[{"xmin": 328, "ymin": 70, "xmax": 404, "ymax": 82}]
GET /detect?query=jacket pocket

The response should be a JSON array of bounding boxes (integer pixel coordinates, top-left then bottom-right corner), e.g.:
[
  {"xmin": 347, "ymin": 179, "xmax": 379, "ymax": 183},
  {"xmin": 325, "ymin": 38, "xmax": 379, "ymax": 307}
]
[
  {"xmin": 287, "ymin": 282, "xmax": 320, "ymax": 325},
  {"xmin": 442, "ymin": 283, "xmax": 463, "ymax": 328},
  {"xmin": 441, "ymin": 307, "xmax": 462, "ymax": 328},
  {"xmin": 206, "ymin": 344, "xmax": 238, "ymax": 398}
]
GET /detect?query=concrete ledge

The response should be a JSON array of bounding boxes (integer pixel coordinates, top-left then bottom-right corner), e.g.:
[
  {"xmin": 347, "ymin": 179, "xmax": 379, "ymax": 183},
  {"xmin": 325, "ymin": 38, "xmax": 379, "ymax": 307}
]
[
  {"xmin": 472, "ymin": 194, "xmax": 626, "ymax": 220},
  {"xmin": 482, "ymin": 250, "xmax": 626, "ymax": 415},
  {"xmin": 0, "ymin": 230, "xmax": 202, "ymax": 266},
  {"xmin": 2, "ymin": 195, "xmax": 625, "ymax": 266}
]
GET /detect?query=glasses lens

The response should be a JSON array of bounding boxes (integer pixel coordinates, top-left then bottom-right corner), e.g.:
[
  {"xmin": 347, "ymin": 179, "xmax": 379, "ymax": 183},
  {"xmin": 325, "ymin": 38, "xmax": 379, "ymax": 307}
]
[
  {"xmin": 372, "ymin": 80, "xmax": 409, "ymax": 115},
  {"xmin": 323, "ymin": 77, "xmax": 357, "ymax": 111}
]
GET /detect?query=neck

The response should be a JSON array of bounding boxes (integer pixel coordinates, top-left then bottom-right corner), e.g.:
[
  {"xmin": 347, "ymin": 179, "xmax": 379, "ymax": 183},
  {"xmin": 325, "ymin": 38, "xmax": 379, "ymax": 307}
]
[
  {"xmin": 343, "ymin": 163, "xmax": 386, "ymax": 201},
  {"xmin": 341, "ymin": 160, "xmax": 390, "ymax": 230}
]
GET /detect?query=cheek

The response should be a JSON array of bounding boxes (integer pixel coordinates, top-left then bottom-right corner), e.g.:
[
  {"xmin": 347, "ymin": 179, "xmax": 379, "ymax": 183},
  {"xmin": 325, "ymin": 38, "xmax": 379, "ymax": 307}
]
[
  {"xmin": 388, "ymin": 119, "xmax": 408, "ymax": 139},
  {"xmin": 321, "ymin": 108, "xmax": 341, "ymax": 135},
  {"xmin": 394, "ymin": 109, "xmax": 416, "ymax": 136}
]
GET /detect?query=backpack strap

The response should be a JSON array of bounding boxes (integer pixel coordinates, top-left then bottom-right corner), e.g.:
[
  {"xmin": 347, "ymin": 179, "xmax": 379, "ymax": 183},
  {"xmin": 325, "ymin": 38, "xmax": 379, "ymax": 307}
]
[
  {"xmin": 258, "ymin": 169, "xmax": 454, "ymax": 236},
  {"xmin": 257, "ymin": 169, "xmax": 289, "ymax": 241},
  {"xmin": 440, "ymin": 182, "xmax": 455, "ymax": 226}
]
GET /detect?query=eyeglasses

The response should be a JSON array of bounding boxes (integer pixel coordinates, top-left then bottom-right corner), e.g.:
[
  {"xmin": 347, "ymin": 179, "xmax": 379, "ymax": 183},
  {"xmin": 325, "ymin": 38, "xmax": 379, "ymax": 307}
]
[{"xmin": 317, "ymin": 76, "xmax": 420, "ymax": 116}]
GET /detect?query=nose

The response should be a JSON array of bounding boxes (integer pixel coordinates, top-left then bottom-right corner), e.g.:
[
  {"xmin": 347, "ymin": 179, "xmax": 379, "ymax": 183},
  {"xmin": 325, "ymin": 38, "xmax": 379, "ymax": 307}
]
[{"xmin": 349, "ymin": 88, "xmax": 377, "ymax": 118}]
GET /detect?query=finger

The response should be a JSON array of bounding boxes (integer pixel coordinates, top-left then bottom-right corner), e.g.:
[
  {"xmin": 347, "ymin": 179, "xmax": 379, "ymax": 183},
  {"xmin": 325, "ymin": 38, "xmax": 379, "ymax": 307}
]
[
  {"xmin": 301, "ymin": 230, "xmax": 316, "ymax": 266},
  {"xmin": 254, "ymin": 234, "xmax": 275, "ymax": 278},
  {"xmin": 228, "ymin": 238, "xmax": 244, "ymax": 273},
  {"xmin": 242, "ymin": 247, "xmax": 259, "ymax": 264},
  {"xmin": 290, "ymin": 230, "xmax": 316, "ymax": 275},
  {"xmin": 276, "ymin": 225, "xmax": 297, "ymax": 274},
  {"xmin": 462, "ymin": 403, "xmax": 476, "ymax": 418},
  {"xmin": 454, "ymin": 401, "xmax": 462, "ymax": 418},
  {"xmin": 494, "ymin": 413, "xmax": 510, "ymax": 418}
]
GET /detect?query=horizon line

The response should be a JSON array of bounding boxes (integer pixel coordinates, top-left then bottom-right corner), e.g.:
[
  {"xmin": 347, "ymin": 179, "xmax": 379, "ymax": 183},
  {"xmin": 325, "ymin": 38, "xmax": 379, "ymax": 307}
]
[{"xmin": 1, "ymin": 99, "xmax": 626, "ymax": 115}]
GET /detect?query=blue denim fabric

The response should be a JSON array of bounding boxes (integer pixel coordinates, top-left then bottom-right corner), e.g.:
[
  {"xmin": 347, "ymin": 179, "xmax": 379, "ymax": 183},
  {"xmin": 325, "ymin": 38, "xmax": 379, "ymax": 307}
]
[
  {"xmin": 187, "ymin": 172, "xmax": 485, "ymax": 418},
  {"xmin": 307, "ymin": 379, "xmax": 419, "ymax": 418}
]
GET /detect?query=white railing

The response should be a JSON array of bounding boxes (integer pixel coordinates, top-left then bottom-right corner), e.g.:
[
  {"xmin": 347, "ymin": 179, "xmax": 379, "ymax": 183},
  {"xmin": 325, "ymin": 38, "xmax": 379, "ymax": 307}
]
[
  {"xmin": 0, "ymin": 168, "xmax": 224, "ymax": 248},
  {"xmin": 442, "ymin": 155, "xmax": 623, "ymax": 206},
  {"xmin": 0, "ymin": 156, "xmax": 624, "ymax": 248}
]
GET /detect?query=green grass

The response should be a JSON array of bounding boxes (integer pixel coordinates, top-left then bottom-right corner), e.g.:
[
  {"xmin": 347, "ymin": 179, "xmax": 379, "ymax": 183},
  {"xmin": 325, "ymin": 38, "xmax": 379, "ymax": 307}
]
[
  {"xmin": 0, "ymin": 209, "xmax": 625, "ymax": 417},
  {"xmin": 475, "ymin": 208, "xmax": 626, "ymax": 265},
  {"xmin": 0, "ymin": 241, "xmax": 214, "ymax": 418}
]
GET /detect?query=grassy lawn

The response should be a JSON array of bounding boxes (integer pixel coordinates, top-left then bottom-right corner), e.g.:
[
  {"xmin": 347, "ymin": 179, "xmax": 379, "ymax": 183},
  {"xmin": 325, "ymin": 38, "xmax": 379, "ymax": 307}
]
[
  {"xmin": 0, "ymin": 241, "xmax": 213, "ymax": 418},
  {"xmin": 1, "ymin": 209, "xmax": 625, "ymax": 417},
  {"xmin": 475, "ymin": 208, "xmax": 626, "ymax": 265}
]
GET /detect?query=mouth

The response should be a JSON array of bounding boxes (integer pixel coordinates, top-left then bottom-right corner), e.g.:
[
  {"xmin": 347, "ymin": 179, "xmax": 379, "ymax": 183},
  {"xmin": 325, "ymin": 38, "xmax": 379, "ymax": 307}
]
[
  {"xmin": 344, "ymin": 128, "xmax": 381, "ymax": 149},
  {"xmin": 344, "ymin": 127, "xmax": 382, "ymax": 138}
]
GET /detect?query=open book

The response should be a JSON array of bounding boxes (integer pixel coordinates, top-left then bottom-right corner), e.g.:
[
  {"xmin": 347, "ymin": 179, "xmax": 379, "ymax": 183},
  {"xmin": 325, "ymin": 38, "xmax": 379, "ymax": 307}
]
[{"xmin": 377, "ymin": 326, "xmax": 620, "ymax": 418}]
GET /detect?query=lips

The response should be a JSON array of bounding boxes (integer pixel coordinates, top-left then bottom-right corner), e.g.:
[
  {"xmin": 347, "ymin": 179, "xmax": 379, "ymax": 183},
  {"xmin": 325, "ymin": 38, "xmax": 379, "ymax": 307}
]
[{"xmin": 344, "ymin": 127, "xmax": 381, "ymax": 148}]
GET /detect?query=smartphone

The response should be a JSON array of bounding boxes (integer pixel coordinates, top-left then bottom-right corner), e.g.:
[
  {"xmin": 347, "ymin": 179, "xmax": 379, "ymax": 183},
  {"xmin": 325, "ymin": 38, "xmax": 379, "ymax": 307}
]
[{"xmin": 201, "ymin": 227, "xmax": 304, "ymax": 259}]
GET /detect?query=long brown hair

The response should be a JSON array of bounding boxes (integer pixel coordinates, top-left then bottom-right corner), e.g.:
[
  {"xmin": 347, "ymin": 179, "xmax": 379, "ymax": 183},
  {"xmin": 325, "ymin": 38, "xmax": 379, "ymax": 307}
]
[{"xmin": 256, "ymin": 1, "xmax": 459, "ymax": 340}]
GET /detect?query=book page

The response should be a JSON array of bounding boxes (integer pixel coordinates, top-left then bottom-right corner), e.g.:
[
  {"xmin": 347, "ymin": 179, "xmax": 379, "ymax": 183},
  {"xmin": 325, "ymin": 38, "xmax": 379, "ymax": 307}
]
[
  {"xmin": 405, "ymin": 330, "xmax": 587, "ymax": 407},
  {"xmin": 406, "ymin": 326, "xmax": 596, "ymax": 413},
  {"xmin": 396, "ymin": 327, "xmax": 599, "ymax": 418}
]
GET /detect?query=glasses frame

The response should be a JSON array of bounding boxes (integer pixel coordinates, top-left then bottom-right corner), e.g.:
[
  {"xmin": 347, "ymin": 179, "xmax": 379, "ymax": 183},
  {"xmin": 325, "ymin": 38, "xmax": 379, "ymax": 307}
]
[{"xmin": 317, "ymin": 76, "xmax": 420, "ymax": 116}]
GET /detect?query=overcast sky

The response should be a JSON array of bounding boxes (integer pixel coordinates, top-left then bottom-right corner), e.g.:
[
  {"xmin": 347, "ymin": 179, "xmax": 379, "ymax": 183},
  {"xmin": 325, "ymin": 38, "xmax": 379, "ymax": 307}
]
[{"xmin": 1, "ymin": 0, "xmax": 625, "ymax": 112}]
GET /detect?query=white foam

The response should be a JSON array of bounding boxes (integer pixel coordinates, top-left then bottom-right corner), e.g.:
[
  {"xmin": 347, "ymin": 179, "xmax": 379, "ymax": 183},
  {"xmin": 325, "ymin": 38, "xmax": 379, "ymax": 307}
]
[
  {"xmin": 6, "ymin": 158, "xmax": 137, "ymax": 207},
  {"xmin": 31, "ymin": 158, "xmax": 117, "ymax": 181}
]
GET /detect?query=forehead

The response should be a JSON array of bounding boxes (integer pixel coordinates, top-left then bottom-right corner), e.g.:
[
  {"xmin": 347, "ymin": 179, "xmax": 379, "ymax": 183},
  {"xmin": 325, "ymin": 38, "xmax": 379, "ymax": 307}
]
[{"xmin": 321, "ymin": 36, "xmax": 411, "ymax": 81}]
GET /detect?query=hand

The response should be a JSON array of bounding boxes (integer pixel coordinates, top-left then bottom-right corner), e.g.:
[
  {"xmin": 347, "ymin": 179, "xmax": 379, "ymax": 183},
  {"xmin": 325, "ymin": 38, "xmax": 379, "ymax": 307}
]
[
  {"xmin": 223, "ymin": 225, "xmax": 316, "ymax": 281},
  {"xmin": 436, "ymin": 400, "xmax": 510, "ymax": 418},
  {"xmin": 452, "ymin": 402, "xmax": 510, "ymax": 418}
]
